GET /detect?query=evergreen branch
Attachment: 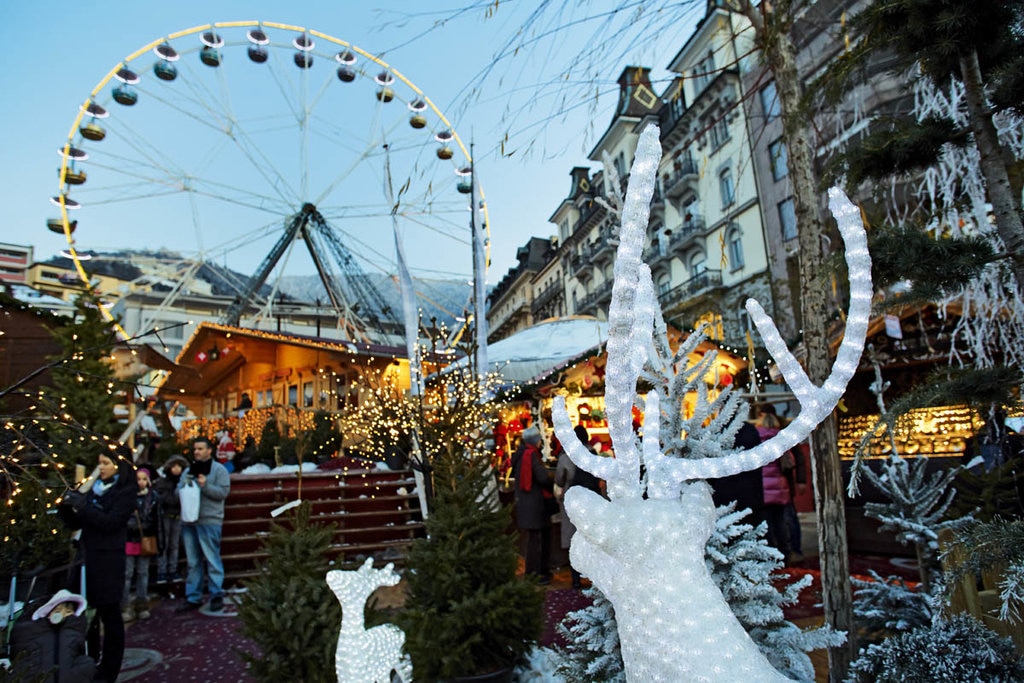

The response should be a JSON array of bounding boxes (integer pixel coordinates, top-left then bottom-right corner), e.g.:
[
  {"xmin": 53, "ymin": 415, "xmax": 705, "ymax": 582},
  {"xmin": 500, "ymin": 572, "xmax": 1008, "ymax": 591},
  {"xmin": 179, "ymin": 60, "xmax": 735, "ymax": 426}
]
[{"xmin": 868, "ymin": 224, "xmax": 996, "ymax": 299}]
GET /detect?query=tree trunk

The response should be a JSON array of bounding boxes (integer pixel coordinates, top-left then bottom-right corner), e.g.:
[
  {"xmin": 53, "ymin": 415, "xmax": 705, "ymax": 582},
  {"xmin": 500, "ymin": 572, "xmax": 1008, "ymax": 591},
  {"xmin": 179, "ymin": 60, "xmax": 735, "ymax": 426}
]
[
  {"xmin": 959, "ymin": 49, "xmax": 1024, "ymax": 292},
  {"xmin": 738, "ymin": 3, "xmax": 855, "ymax": 679}
]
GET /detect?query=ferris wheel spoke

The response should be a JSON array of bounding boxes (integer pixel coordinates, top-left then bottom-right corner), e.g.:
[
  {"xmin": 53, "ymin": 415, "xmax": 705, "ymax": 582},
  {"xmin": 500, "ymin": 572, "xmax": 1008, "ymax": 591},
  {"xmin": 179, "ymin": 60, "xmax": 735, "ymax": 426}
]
[
  {"xmin": 80, "ymin": 151, "xmax": 297, "ymax": 216},
  {"xmin": 97, "ymin": 118, "xmax": 191, "ymax": 186},
  {"xmin": 178, "ymin": 56, "xmax": 302, "ymax": 207},
  {"xmin": 162, "ymin": 60, "xmax": 302, "ymax": 207},
  {"xmin": 312, "ymin": 120, "xmax": 399, "ymax": 206}
]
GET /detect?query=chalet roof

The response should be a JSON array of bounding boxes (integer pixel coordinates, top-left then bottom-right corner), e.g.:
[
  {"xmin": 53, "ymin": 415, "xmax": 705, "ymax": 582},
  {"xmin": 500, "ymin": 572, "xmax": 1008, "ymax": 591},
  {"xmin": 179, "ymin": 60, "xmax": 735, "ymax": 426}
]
[{"xmin": 156, "ymin": 322, "xmax": 406, "ymax": 396}]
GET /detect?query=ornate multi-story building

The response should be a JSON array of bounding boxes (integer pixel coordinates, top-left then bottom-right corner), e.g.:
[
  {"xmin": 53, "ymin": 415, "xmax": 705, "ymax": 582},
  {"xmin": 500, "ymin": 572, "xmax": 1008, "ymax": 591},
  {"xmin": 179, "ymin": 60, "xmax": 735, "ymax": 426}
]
[
  {"xmin": 485, "ymin": 236, "xmax": 556, "ymax": 342},
  {"xmin": 488, "ymin": 7, "xmax": 778, "ymax": 356}
]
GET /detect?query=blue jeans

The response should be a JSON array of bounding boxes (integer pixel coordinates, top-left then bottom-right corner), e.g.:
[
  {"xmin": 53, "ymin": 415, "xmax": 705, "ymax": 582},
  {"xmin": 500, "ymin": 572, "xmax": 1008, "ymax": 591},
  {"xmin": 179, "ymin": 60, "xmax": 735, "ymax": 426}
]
[
  {"xmin": 181, "ymin": 523, "xmax": 224, "ymax": 604},
  {"xmin": 157, "ymin": 515, "xmax": 182, "ymax": 576},
  {"xmin": 123, "ymin": 555, "xmax": 151, "ymax": 604}
]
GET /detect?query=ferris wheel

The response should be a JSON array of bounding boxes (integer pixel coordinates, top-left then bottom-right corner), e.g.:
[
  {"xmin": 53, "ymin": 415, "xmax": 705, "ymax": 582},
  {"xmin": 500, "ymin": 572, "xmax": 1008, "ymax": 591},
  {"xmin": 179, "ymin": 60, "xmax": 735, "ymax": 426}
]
[{"xmin": 49, "ymin": 21, "xmax": 487, "ymax": 345}]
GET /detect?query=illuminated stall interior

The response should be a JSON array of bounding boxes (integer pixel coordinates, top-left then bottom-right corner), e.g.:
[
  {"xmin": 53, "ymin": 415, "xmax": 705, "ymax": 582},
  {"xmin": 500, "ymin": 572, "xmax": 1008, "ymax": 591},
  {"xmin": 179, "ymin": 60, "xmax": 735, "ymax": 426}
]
[
  {"xmin": 156, "ymin": 322, "xmax": 409, "ymax": 445},
  {"xmin": 495, "ymin": 327, "xmax": 749, "ymax": 460}
]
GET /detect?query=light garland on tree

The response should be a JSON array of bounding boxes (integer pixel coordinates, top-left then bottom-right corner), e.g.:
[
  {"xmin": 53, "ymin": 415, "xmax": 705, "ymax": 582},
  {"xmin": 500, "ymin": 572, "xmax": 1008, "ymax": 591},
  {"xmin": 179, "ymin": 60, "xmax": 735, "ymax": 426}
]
[{"xmin": 550, "ymin": 122, "xmax": 870, "ymax": 681}]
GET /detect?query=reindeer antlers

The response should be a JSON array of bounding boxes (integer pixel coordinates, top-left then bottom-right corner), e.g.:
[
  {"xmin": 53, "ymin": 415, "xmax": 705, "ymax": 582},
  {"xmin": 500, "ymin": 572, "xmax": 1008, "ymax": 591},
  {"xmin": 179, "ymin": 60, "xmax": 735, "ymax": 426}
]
[
  {"xmin": 553, "ymin": 122, "xmax": 872, "ymax": 498},
  {"xmin": 665, "ymin": 187, "xmax": 870, "ymax": 483}
]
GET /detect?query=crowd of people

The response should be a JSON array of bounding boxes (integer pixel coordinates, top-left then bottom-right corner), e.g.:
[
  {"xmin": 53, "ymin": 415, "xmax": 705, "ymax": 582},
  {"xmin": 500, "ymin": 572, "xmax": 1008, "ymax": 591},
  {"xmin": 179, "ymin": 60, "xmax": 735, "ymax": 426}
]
[{"xmin": 13, "ymin": 436, "xmax": 233, "ymax": 682}]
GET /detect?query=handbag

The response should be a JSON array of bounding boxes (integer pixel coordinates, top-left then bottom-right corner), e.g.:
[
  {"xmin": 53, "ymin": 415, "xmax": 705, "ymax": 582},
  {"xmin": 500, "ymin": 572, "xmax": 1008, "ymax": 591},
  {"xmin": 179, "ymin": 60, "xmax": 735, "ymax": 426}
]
[
  {"xmin": 140, "ymin": 535, "xmax": 159, "ymax": 557},
  {"xmin": 179, "ymin": 477, "xmax": 201, "ymax": 523},
  {"xmin": 133, "ymin": 510, "xmax": 159, "ymax": 556}
]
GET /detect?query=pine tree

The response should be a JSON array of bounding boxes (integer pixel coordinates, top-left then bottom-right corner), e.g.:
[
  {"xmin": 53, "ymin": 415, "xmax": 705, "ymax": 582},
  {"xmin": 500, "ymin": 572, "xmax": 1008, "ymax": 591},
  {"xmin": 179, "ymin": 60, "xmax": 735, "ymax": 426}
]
[
  {"xmin": 301, "ymin": 410, "xmax": 341, "ymax": 464},
  {"xmin": 847, "ymin": 613, "xmax": 1024, "ymax": 682},
  {"xmin": 835, "ymin": 0, "xmax": 1024, "ymax": 291},
  {"xmin": 256, "ymin": 416, "xmax": 281, "ymax": 465},
  {"xmin": 396, "ymin": 446, "xmax": 544, "ymax": 680},
  {"xmin": 851, "ymin": 569, "xmax": 932, "ymax": 638},
  {"xmin": 861, "ymin": 455, "xmax": 970, "ymax": 591},
  {"xmin": 45, "ymin": 292, "xmax": 121, "ymax": 463},
  {"xmin": 1, "ymin": 291, "xmax": 122, "ymax": 580},
  {"xmin": 706, "ymin": 505, "xmax": 845, "ymax": 682},
  {"xmin": 555, "ymin": 586, "xmax": 626, "ymax": 683},
  {"xmin": 236, "ymin": 501, "xmax": 340, "ymax": 683}
]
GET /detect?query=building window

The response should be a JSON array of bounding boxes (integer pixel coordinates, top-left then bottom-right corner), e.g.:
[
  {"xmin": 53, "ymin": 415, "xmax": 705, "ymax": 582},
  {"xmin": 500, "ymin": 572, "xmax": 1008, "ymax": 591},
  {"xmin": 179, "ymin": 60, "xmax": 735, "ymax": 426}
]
[
  {"xmin": 709, "ymin": 117, "xmax": 730, "ymax": 151},
  {"xmin": 303, "ymin": 381, "xmax": 314, "ymax": 407},
  {"xmin": 778, "ymin": 197, "xmax": 798, "ymax": 241},
  {"xmin": 760, "ymin": 81, "xmax": 781, "ymax": 122},
  {"xmin": 614, "ymin": 152, "xmax": 627, "ymax": 180},
  {"xmin": 657, "ymin": 272, "xmax": 671, "ymax": 295},
  {"xmin": 693, "ymin": 50, "xmax": 716, "ymax": 93},
  {"xmin": 719, "ymin": 168, "xmax": 735, "ymax": 208},
  {"xmin": 690, "ymin": 252, "xmax": 707, "ymax": 277},
  {"xmin": 727, "ymin": 225, "xmax": 744, "ymax": 270},
  {"xmin": 288, "ymin": 384, "xmax": 298, "ymax": 407},
  {"xmin": 768, "ymin": 139, "xmax": 789, "ymax": 180}
]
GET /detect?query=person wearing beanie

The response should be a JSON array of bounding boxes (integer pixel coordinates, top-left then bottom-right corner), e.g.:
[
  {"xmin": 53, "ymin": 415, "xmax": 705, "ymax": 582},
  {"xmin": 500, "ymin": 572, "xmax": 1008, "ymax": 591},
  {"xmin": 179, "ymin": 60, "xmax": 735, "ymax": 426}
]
[
  {"xmin": 123, "ymin": 466, "xmax": 160, "ymax": 622},
  {"xmin": 511, "ymin": 427, "xmax": 555, "ymax": 584},
  {"xmin": 154, "ymin": 454, "xmax": 189, "ymax": 583}
]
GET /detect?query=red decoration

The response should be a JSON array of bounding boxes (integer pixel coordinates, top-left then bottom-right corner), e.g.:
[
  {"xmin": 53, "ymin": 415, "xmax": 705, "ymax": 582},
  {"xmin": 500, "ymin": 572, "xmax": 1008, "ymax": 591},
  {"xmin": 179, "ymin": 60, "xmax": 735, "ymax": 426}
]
[{"xmin": 195, "ymin": 350, "xmax": 208, "ymax": 363}]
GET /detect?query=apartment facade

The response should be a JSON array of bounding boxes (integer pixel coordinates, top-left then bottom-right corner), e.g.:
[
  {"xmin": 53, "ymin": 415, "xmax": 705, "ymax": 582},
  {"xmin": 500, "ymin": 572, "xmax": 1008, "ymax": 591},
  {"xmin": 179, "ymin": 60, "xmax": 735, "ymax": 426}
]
[{"xmin": 491, "ymin": 9, "xmax": 779, "ymax": 353}]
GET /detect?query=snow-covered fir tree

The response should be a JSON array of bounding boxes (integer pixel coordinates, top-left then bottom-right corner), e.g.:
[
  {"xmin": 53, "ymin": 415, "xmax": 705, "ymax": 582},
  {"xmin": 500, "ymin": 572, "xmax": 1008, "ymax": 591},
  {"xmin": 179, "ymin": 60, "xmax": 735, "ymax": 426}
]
[
  {"xmin": 850, "ymin": 569, "xmax": 932, "ymax": 636},
  {"xmin": 554, "ymin": 587, "xmax": 626, "ymax": 683},
  {"xmin": 861, "ymin": 455, "xmax": 970, "ymax": 591},
  {"xmin": 707, "ymin": 505, "xmax": 845, "ymax": 681},
  {"xmin": 846, "ymin": 613, "xmax": 1024, "ymax": 683}
]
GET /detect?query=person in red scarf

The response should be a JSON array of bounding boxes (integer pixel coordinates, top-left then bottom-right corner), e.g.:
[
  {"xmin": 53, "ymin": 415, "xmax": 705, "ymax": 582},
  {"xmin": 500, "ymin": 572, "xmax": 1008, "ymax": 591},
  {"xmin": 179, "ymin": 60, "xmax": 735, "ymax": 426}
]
[{"xmin": 512, "ymin": 426, "xmax": 555, "ymax": 584}]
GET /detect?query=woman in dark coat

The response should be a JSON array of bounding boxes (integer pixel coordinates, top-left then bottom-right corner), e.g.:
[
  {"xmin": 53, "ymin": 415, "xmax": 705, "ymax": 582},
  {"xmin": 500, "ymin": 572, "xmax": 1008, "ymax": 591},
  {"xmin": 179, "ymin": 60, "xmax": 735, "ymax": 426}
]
[
  {"xmin": 60, "ymin": 444, "xmax": 136, "ymax": 683},
  {"xmin": 511, "ymin": 427, "xmax": 554, "ymax": 583}
]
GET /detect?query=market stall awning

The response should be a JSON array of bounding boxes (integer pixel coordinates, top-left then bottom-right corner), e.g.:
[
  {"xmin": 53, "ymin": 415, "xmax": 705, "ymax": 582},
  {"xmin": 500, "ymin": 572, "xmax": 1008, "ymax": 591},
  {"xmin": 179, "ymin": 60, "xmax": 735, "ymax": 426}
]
[{"xmin": 473, "ymin": 317, "xmax": 609, "ymax": 384}]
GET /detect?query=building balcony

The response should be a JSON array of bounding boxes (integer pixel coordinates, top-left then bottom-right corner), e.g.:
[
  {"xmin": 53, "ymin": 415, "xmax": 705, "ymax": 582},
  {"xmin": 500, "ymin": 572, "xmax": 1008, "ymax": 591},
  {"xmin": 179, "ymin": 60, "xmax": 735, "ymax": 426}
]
[
  {"xmin": 663, "ymin": 157, "xmax": 699, "ymax": 200},
  {"xmin": 531, "ymin": 282, "xmax": 563, "ymax": 315},
  {"xmin": 666, "ymin": 215, "xmax": 708, "ymax": 250},
  {"xmin": 489, "ymin": 298, "xmax": 531, "ymax": 335},
  {"xmin": 658, "ymin": 269, "xmax": 723, "ymax": 309},
  {"xmin": 575, "ymin": 279, "xmax": 612, "ymax": 316},
  {"xmin": 643, "ymin": 240, "xmax": 673, "ymax": 269},
  {"xmin": 569, "ymin": 248, "xmax": 594, "ymax": 281},
  {"xmin": 591, "ymin": 231, "xmax": 619, "ymax": 264}
]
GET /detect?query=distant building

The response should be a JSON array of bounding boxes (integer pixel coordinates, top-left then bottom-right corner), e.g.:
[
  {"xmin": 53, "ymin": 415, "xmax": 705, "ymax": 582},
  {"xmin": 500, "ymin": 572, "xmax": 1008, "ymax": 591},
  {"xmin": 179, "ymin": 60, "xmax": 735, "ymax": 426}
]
[
  {"xmin": 486, "ymin": 237, "xmax": 556, "ymax": 342},
  {"xmin": 0, "ymin": 243, "xmax": 32, "ymax": 285}
]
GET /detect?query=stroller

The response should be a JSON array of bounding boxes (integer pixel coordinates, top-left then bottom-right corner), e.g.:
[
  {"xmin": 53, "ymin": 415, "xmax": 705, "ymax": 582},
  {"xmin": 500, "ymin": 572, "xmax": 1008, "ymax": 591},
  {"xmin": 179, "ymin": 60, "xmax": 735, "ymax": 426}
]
[{"xmin": 2, "ymin": 563, "xmax": 95, "ymax": 683}]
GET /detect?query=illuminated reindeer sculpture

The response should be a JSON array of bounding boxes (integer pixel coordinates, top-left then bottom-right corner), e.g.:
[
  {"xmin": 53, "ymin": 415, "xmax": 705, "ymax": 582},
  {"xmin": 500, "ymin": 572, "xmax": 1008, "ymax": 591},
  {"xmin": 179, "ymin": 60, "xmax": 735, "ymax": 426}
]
[
  {"xmin": 326, "ymin": 558, "xmax": 412, "ymax": 683},
  {"xmin": 552, "ymin": 124, "xmax": 871, "ymax": 681}
]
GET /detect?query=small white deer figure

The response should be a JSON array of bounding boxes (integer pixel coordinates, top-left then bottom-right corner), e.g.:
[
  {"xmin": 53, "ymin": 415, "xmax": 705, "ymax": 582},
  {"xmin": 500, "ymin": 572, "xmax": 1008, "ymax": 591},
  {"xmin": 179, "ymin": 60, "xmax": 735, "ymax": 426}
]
[{"xmin": 326, "ymin": 558, "xmax": 412, "ymax": 683}]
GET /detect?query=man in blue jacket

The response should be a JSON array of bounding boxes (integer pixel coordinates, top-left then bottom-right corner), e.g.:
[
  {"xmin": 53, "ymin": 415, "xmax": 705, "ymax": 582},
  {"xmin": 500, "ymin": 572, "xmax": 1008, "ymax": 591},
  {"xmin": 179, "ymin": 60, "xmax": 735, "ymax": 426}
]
[{"xmin": 176, "ymin": 436, "xmax": 231, "ymax": 613}]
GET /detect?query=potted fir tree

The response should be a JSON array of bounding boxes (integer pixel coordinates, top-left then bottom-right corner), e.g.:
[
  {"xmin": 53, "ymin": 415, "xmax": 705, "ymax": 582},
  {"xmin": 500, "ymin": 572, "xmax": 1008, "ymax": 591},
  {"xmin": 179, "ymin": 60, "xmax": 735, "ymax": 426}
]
[{"xmin": 397, "ymin": 445, "xmax": 544, "ymax": 681}]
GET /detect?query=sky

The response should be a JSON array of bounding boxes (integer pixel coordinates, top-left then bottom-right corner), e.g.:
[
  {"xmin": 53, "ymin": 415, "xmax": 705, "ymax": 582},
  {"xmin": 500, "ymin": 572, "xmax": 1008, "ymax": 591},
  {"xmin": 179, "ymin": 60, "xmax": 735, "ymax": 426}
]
[{"xmin": 0, "ymin": 1, "xmax": 701, "ymax": 290}]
